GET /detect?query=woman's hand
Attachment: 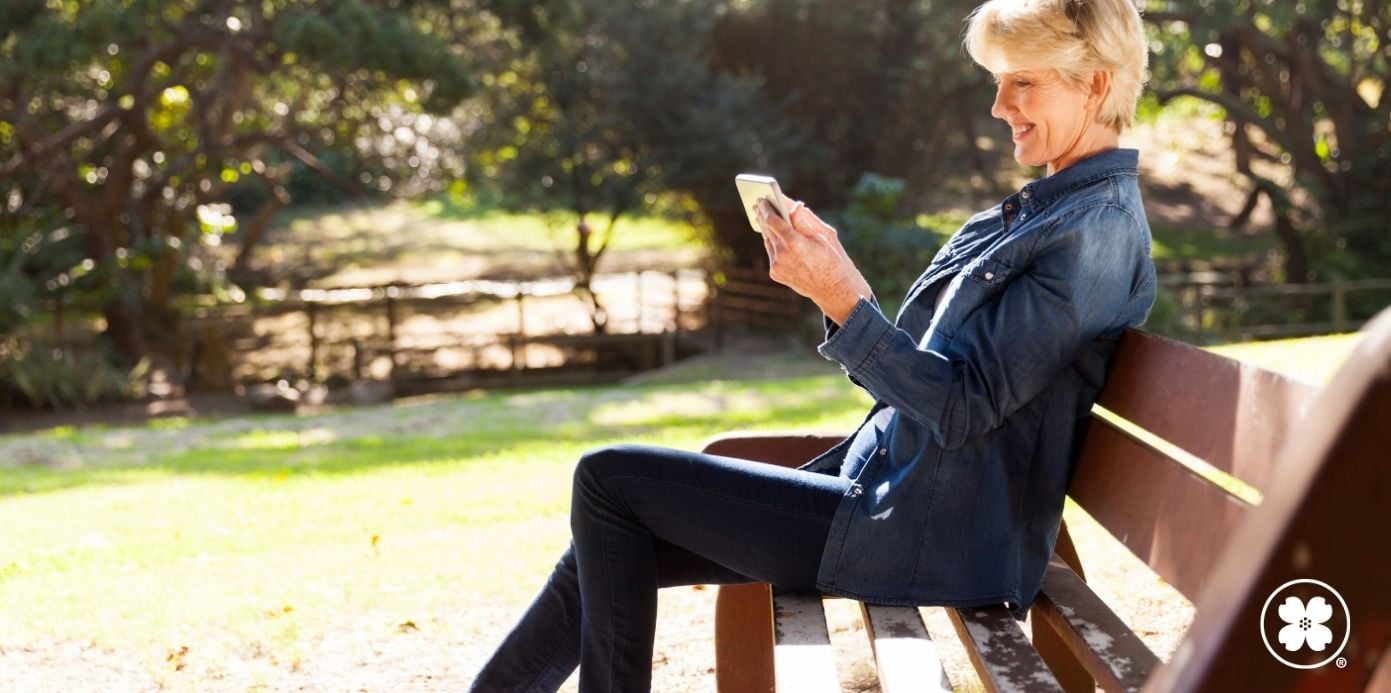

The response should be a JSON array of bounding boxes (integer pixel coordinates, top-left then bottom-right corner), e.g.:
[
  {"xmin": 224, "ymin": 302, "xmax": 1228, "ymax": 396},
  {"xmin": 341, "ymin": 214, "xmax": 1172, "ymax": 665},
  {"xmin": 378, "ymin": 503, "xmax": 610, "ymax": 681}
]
[{"xmin": 757, "ymin": 197, "xmax": 874, "ymax": 325}]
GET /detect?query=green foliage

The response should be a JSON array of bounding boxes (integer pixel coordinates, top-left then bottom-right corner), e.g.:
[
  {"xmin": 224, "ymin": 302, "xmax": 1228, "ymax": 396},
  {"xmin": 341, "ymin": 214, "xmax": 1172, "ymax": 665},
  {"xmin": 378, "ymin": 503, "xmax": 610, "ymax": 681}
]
[
  {"xmin": 1146, "ymin": 0, "xmax": 1391, "ymax": 279},
  {"xmin": 1, "ymin": 0, "xmax": 485, "ymax": 368},
  {"xmin": 832, "ymin": 174, "xmax": 954, "ymax": 308},
  {"xmin": 0, "ymin": 340, "xmax": 144, "ymax": 410},
  {"xmin": 0, "ymin": 215, "xmax": 90, "ymax": 335}
]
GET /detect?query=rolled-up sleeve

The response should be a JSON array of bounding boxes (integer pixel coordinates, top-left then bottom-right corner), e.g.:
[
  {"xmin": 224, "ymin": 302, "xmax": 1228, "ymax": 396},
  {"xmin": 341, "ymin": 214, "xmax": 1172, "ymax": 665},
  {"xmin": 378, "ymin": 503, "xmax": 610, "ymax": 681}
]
[{"xmin": 819, "ymin": 206, "xmax": 1149, "ymax": 450}]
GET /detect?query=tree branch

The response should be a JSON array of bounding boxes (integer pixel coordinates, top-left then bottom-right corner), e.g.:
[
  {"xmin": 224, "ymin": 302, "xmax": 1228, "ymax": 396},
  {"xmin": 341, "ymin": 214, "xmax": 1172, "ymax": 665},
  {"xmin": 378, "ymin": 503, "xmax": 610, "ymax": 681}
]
[{"xmin": 1155, "ymin": 87, "xmax": 1293, "ymax": 150}]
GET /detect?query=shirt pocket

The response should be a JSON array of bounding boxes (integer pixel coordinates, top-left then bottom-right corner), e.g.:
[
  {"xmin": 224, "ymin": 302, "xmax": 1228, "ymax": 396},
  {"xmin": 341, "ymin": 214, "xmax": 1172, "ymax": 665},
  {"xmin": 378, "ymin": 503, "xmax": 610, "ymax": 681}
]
[
  {"xmin": 931, "ymin": 256, "xmax": 1014, "ymax": 345},
  {"xmin": 962, "ymin": 255, "xmax": 1012, "ymax": 287}
]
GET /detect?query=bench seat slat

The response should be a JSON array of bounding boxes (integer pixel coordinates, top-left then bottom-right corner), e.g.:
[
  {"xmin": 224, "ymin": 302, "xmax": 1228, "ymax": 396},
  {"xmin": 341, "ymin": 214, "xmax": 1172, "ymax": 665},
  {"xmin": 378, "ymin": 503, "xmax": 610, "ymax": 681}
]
[
  {"xmin": 859, "ymin": 603, "xmax": 953, "ymax": 693},
  {"xmin": 947, "ymin": 605, "xmax": 1063, "ymax": 693},
  {"xmin": 1069, "ymin": 417, "xmax": 1254, "ymax": 602},
  {"xmin": 772, "ymin": 591, "xmax": 839, "ymax": 693},
  {"xmin": 1033, "ymin": 560, "xmax": 1159, "ymax": 692},
  {"xmin": 1095, "ymin": 330, "xmax": 1316, "ymax": 493}
]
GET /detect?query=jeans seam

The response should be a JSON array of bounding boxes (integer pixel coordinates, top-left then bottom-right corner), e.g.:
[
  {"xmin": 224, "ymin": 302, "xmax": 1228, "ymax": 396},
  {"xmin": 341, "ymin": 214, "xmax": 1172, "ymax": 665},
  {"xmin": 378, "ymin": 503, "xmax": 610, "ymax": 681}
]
[{"xmin": 600, "ymin": 474, "xmax": 840, "ymax": 520}]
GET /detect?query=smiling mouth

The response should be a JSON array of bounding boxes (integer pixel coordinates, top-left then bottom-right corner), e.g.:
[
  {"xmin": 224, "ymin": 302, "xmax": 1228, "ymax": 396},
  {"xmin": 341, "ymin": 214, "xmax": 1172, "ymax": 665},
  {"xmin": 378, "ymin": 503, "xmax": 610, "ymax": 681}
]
[{"xmin": 1012, "ymin": 124, "xmax": 1035, "ymax": 139}]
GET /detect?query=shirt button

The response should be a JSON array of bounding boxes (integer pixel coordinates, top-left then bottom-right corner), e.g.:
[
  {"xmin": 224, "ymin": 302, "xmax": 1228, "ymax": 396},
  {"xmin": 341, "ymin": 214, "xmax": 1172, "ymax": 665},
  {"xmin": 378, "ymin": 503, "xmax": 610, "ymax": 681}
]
[
  {"xmin": 984, "ymin": 272, "xmax": 995, "ymax": 280},
  {"xmin": 1021, "ymin": 190, "xmax": 1031, "ymax": 200},
  {"xmin": 1004, "ymin": 203, "xmax": 1013, "ymax": 211},
  {"xmin": 879, "ymin": 448, "xmax": 888, "ymax": 456},
  {"xmin": 850, "ymin": 485, "xmax": 864, "ymax": 497}
]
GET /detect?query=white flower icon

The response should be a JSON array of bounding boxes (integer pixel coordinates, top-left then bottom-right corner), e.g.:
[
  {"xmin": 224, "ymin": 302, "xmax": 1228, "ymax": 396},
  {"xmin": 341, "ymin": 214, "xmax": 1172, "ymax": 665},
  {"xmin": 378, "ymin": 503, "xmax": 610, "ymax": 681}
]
[{"xmin": 1277, "ymin": 595, "xmax": 1334, "ymax": 652}]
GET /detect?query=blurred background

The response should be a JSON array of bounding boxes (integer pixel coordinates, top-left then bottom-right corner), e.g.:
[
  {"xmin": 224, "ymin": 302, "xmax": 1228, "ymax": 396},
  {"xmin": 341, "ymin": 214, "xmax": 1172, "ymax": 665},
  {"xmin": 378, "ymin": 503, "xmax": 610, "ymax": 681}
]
[{"xmin": 2, "ymin": 0, "xmax": 1387, "ymax": 411}]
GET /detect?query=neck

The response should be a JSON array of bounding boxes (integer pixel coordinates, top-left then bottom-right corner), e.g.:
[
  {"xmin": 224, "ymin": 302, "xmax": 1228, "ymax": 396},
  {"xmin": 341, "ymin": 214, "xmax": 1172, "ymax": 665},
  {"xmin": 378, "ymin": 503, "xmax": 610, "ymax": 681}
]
[{"xmin": 1047, "ymin": 125, "xmax": 1119, "ymax": 176}]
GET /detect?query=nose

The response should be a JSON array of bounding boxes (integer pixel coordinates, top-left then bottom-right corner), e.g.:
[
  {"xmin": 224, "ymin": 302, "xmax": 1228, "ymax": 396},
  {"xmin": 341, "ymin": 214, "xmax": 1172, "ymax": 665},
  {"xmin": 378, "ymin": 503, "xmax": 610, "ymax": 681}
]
[
  {"xmin": 990, "ymin": 82, "xmax": 1012, "ymax": 121},
  {"xmin": 990, "ymin": 83, "xmax": 1009, "ymax": 121}
]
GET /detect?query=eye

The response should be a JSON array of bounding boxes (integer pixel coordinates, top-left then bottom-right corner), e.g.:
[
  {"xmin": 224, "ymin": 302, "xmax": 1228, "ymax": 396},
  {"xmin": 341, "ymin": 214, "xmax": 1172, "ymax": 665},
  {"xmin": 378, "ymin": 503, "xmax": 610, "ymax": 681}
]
[{"xmin": 1014, "ymin": 79, "xmax": 1033, "ymax": 88}]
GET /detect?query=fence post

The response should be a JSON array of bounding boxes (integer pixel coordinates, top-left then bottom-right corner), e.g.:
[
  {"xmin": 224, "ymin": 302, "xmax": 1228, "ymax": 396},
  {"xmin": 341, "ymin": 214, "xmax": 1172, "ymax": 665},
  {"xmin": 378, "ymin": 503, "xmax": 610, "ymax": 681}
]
[
  {"xmin": 515, "ymin": 285, "xmax": 527, "ymax": 371},
  {"xmin": 306, "ymin": 302, "xmax": 319, "ymax": 381},
  {"xmin": 385, "ymin": 289, "xmax": 399, "ymax": 383},
  {"xmin": 671, "ymin": 270, "xmax": 682, "ymax": 334},
  {"xmin": 635, "ymin": 271, "xmax": 645, "ymax": 334},
  {"xmin": 1332, "ymin": 278, "xmax": 1348, "ymax": 333}
]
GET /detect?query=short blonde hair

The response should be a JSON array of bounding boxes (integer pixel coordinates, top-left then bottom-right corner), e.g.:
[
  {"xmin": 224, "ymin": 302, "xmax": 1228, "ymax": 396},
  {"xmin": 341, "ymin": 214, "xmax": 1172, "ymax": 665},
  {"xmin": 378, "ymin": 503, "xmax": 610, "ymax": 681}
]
[{"xmin": 964, "ymin": 0, "xmax": 1149, "ymax": 132}]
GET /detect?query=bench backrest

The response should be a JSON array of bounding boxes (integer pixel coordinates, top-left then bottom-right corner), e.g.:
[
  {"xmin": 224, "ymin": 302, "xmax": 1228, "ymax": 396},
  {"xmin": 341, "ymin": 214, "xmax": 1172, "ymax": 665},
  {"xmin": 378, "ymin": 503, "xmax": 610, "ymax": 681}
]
[
  {"xmin": 1066, "ymin": 330, "xmax": 1318, "ymax": 602},
  {"xmin": 1077, "ymin": 312, "xmax": 1391, "ymax": 691}
]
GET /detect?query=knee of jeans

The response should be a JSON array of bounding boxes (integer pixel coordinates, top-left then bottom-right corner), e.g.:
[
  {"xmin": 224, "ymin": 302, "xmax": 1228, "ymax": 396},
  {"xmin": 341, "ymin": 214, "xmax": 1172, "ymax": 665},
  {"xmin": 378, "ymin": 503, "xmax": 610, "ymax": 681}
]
[{"xmin": 572, "ymin": 443, "xmax": 642, "ymax": 499}]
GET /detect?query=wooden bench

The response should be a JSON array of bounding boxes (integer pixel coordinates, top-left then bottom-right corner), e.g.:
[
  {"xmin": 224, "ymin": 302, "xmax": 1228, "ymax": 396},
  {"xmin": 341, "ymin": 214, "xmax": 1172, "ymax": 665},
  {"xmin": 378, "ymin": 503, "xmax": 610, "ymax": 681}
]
[{"xmin": 701, "ymin": 307, "xmax": 1391, "ymax": 692}]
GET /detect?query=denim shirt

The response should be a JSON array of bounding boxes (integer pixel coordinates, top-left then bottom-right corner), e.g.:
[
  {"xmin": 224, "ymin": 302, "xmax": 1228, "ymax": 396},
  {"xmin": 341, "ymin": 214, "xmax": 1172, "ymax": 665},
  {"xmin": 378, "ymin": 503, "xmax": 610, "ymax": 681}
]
[{"xmin": 807, "ymin": 148, "xmax": 1156, "ymax": 618}]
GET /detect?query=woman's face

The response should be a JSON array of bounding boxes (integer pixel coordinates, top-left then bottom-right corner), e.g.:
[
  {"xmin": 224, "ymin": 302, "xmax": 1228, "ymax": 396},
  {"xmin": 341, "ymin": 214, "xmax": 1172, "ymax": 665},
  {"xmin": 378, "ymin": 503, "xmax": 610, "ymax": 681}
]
[{"xmin": 990, "ymin": 68, "xmax": 1107, "ymax": 175}]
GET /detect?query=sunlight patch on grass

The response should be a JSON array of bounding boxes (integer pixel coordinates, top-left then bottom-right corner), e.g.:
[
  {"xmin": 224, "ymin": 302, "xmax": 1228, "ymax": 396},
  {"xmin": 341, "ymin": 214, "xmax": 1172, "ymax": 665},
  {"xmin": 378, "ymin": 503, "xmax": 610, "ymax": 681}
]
[
  {"xmin": 417, "ymin": 199, "xmax": 699, "ymax": 253},
  {"xmin": 229, "ymin": 428, "xmax": 339, "ymax": 451},
  {"xmin": 1207, "ymin": 332, "xmax": 1363, "ymax": 385},
  {"xmin": 0, "ymin": 362, "xmax": 873, "ymax": 674}
]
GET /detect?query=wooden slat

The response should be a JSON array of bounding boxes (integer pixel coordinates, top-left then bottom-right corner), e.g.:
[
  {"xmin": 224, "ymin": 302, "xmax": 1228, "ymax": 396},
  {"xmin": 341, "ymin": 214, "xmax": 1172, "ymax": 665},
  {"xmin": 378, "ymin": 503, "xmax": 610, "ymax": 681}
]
[
  {"xmin": 1068, "ymin": 418, "xmax": 1254, "ymax": 602},
  {"xmin": 1096, "ymin": 329, "xmax": 1317, "ymax": 493},
  {"xmin": 859, "ymin": 603, "xmax": 953, "ymax": 693},
  {"xmin": 772, "ymin": 592, "xmax": 839, "ymax": 693},
  {"xmin": 948, "ymin": 605, "xmax": 1064, "ymax": 693},
  {"xmin": 1146, "ymin": 306, "xmax": 1391, "ymax": 692},
  {"xmin": 1031, "ymin": 560, "xmax": 1159, "ymax": 692}
]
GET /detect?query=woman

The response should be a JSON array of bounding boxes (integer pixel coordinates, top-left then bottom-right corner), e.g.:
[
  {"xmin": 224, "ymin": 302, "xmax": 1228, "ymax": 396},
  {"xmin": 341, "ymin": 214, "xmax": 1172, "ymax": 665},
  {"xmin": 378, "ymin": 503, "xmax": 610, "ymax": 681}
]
[{"xmin": 471, "ymin": 0, "xmax": 1155, "ymax": 690}]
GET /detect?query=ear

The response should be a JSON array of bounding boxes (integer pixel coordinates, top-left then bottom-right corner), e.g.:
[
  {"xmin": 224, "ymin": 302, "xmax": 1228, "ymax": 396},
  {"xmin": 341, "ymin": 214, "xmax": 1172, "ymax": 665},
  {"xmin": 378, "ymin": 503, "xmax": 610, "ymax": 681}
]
[{"xmin": 1086, "ymin": 70, "xmax": 1112, "ymax": 111}]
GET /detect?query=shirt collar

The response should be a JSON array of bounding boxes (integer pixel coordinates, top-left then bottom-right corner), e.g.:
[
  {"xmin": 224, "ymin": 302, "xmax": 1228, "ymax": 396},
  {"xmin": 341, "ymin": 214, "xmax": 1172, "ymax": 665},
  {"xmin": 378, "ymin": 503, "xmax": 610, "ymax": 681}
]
[{"xmin": 1018, "ymin": 148, "xmax": 1139, "ymax": 214}]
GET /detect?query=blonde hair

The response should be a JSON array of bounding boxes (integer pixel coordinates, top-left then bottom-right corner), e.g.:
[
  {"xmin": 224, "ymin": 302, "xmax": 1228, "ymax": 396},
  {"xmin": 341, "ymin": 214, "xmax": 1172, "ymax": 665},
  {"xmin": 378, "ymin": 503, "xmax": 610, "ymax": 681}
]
[{"xmin": 964, "ymin": 0, "xmax": 1149, "ymax": 132}]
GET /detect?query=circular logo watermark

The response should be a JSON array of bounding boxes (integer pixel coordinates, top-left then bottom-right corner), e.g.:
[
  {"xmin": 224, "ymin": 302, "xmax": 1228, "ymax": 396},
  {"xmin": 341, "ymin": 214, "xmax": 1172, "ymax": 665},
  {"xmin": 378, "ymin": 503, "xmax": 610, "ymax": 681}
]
[{"xmin": 1260, "ymin": 578, "xmax": 1351, "ymax": 669}]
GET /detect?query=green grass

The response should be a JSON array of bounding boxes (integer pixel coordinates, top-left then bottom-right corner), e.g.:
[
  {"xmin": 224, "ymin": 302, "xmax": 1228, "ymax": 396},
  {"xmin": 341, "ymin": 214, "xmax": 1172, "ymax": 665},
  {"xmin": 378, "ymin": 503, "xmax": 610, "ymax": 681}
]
[
  {"xmin": 0, "ymin": 333, "xmax": 1360, "ymax": 684},
  {"xmin": 1148, "ymin": 222, "xmax": 1272, "ymax": 264},
  {"xmin": 1208, "ymin": 332, "xmax": 1364, "ymax": 385},
  {"xmin": 0, "ymin": 352, "xmax": 864, "ymax": 681},
  {"xmin": 416, "ymin": 197, "xmax": 700, "ymax": 253}
]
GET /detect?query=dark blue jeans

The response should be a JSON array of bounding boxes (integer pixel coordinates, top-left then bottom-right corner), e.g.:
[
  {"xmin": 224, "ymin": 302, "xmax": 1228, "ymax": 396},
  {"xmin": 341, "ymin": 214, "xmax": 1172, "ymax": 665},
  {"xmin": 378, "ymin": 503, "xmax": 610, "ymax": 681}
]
[{"xmin": 469, "ymin": 443, "xmax": 850, "ymax": 692}]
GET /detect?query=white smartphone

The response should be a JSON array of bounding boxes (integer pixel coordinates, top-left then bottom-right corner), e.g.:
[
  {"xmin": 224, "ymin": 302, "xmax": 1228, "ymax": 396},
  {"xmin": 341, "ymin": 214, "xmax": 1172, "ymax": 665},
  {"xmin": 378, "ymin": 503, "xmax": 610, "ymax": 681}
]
[{"xmin": 735, "ymin": 173, "xmax": 790, "ymax": 234}]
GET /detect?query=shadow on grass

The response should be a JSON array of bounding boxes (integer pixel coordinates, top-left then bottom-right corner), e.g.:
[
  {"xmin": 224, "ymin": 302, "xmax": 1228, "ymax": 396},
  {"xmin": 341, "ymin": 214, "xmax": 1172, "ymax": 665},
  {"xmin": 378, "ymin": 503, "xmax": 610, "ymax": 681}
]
[{"xmin": 0, "ymin": 373, "xmax": 867, "ymax": 498}]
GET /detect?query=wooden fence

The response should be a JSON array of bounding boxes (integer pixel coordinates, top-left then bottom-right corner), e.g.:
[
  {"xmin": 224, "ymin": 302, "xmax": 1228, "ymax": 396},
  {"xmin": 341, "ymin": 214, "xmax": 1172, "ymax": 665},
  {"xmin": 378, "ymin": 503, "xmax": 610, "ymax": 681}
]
[
  {"xmin": 185, "ymin": 269, "xmax": 710, "ymax": 392},
  {"xmin": 1161, "ymin": 276, "xmax": 1391, "ymax": 342},
  {"xmin": 706, "ymin": 265, "xmax": 809, "ymax": 348}
]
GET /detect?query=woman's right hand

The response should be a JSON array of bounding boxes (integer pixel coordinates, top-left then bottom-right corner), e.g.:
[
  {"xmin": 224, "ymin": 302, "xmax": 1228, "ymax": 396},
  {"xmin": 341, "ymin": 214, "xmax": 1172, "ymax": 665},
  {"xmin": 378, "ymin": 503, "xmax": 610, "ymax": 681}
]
[{"xmin": 757, "ymin": 198, "xmax": 874, "ymax": 325}]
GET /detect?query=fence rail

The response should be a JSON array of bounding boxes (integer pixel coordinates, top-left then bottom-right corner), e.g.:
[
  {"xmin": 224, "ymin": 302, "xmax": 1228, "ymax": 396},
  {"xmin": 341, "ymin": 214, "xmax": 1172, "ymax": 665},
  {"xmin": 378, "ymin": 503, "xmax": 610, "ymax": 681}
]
[
  {"xmin": 178, "ymin": 269, "xmax": 709, "ymax": 389},
  {"xmin": 1165, "ymin": 277, "xmax": 1391, "ymax": 342}
]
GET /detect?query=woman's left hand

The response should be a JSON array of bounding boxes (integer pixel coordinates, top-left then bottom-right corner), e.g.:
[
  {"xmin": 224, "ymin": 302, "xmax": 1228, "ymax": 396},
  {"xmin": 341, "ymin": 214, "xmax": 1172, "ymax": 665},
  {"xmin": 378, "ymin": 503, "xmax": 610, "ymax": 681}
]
[{"xmin": 758, "ymin": 197, "xmax": 874, "ymax": 325}]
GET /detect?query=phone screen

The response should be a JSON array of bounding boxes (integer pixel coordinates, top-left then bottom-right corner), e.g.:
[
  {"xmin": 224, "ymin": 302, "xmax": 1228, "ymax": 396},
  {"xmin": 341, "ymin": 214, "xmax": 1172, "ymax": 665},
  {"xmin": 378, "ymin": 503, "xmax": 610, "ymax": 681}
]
[{"xmin": 735, "ymin": 174, "xmax": 789, "ymax": 233}]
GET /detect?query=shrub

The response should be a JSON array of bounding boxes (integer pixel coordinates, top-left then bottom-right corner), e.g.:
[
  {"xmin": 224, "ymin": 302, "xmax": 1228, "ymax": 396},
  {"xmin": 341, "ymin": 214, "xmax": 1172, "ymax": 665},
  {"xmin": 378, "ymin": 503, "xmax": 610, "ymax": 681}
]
[
  {"xmin": 832, "ymin": 174, "xmax": 955, "ymax": 310},
  {"xmin": 0, "ymin": 339, "xmax": 146, "ymax": 410}
]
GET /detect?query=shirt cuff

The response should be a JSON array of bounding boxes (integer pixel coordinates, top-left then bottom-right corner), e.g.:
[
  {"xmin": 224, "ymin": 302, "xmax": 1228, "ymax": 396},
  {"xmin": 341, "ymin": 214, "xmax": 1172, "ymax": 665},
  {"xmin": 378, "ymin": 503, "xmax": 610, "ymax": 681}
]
[{"xmin": 818, "ymin": 298, "xmax": 896, "ymax": 376}]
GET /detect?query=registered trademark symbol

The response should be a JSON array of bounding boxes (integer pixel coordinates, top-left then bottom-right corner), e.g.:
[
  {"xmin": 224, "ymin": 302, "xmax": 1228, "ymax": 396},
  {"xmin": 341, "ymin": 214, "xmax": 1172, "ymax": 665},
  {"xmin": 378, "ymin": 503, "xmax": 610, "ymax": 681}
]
[{"xmin": 1337, "ymin": 657, "xmax": 1348, "ymax": 668}]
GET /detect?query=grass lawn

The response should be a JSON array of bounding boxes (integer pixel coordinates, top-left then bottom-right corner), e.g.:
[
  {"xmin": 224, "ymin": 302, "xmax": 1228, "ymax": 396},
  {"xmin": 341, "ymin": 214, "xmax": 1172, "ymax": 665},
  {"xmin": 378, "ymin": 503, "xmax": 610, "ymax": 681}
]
[
  {"xmin": 0, "ymin": 350, "xmax": 862, "ymax": 690},
  {"xmin": 0, "ymin": 332, "xmax": 1363, "ymax": 690}
]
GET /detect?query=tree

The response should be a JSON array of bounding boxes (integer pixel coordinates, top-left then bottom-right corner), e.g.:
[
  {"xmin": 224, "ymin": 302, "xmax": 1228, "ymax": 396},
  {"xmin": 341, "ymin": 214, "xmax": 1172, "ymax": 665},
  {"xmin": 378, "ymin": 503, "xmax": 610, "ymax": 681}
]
[
  {"xmin": 477, "ymin": 0, "xmax": 795, "ymax": 327},
  {"xmin": 705, "ymin": 0, "xmax": 999, "ymax": 262},
  {"xmin": 0, "ymin": 0, "xmax": 477, "ymax": 364},
  {"xmin": 1147, "ymin": 0, "xmax": 1391, "ymax": 281}
]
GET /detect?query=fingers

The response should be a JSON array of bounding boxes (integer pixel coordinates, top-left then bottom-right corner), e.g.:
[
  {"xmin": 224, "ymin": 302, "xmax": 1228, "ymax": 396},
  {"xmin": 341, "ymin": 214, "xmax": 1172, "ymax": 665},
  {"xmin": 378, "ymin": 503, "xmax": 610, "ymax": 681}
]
[
  {"xmin": 757, "ymin": 199, "xmax": 794, "ymax": 245},
  {"xmin": 789, "ymin": 203, "xmax": 835, "ymax": 241},
  {"xmin": 761, "ymin": 219, "xmax": 778, "ymax": 264}
]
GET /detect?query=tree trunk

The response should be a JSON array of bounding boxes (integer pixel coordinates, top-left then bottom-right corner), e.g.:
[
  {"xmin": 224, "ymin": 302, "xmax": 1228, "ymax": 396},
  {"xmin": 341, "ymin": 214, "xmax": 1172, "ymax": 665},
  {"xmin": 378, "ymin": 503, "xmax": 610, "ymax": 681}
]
[
  {"xmin": 79, "ymin": 207, "xmax": 148, "ymax": 364},
  {"xmin": 1273, "ymin": 210, "xmax": 1310, "ymax": 284},
  {"xmin": 233, "ymin": 182, "xmax": 291, "ymax": 280}
]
